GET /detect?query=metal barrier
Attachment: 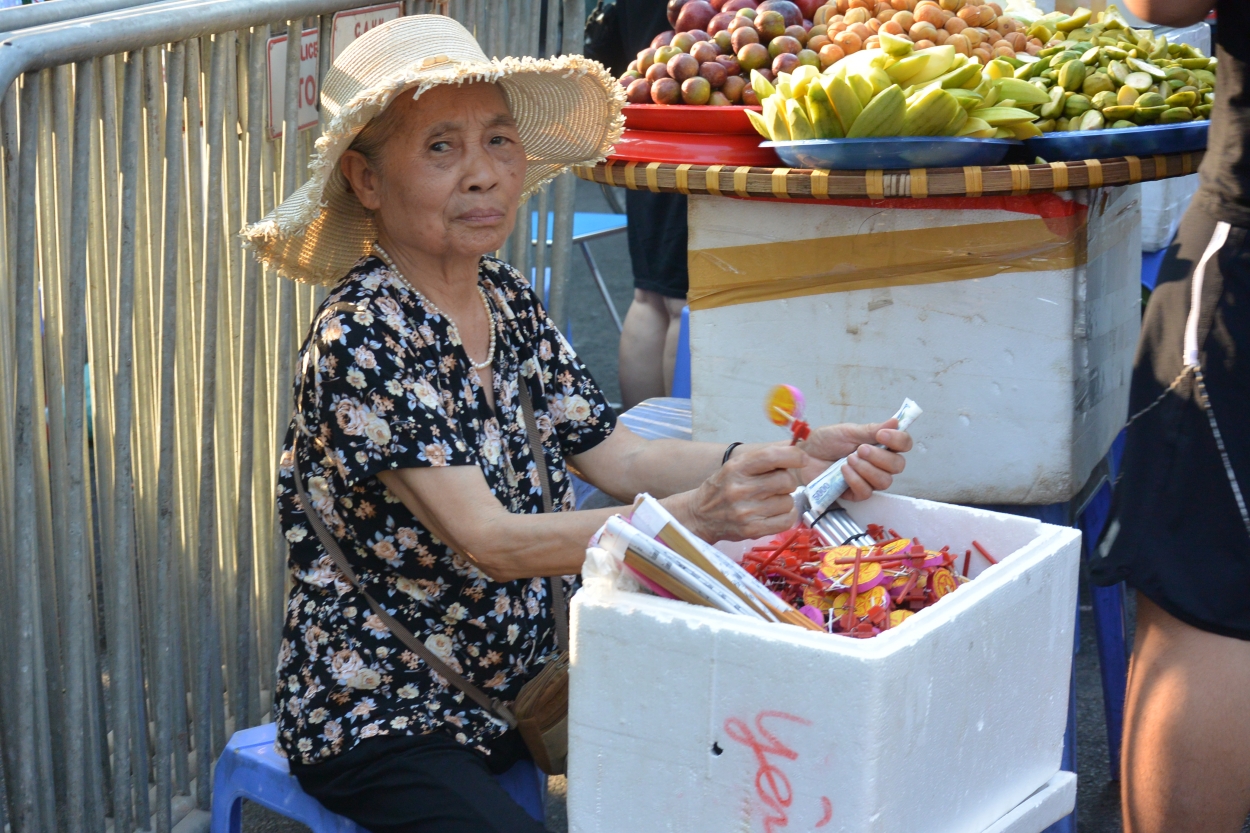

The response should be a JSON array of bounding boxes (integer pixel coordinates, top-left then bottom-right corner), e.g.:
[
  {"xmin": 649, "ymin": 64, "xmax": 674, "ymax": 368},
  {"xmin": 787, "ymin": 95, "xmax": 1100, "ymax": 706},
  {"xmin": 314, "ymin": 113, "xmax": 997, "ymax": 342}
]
[{"xmin": 0, "ymin": 0, "xmax": 585, "ymax": 830}]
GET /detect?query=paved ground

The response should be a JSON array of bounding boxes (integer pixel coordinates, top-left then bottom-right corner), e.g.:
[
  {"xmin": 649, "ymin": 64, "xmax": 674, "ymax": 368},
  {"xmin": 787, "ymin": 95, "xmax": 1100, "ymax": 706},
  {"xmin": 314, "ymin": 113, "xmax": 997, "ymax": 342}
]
[{"xmin": 241, "ymin": 179, "xmax": 1250, "ymax": 833}]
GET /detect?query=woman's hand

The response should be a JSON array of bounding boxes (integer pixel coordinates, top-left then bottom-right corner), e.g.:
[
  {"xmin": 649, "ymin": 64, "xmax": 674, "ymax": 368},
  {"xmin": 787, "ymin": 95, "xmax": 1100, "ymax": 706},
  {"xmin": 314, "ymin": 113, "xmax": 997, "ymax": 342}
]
[
  {"xmin": 682, "ymin": 445, "xmax": 809, "ymax": 543},
  {"xmin": 799, "ymin": 419, "xmax": 913, "ymax": 501}
]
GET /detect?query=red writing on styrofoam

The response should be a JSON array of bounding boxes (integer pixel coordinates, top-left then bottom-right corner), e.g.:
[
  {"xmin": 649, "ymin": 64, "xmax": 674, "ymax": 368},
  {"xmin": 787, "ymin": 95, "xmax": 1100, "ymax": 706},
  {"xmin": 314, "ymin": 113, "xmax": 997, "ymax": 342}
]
[{"xmin": 724, "ymin": 711, "xmax": 833, "ymax": 832}]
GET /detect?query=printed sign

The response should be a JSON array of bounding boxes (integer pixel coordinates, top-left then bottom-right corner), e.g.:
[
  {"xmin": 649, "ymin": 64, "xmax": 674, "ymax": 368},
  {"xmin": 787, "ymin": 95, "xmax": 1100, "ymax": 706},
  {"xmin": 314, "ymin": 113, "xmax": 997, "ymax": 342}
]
[
  {"xmin": 330, "ymin": 3, "xmax": 404, "ymax": 62},
  {"xmin": 267, "ymin": 27, "xmax": 321, "ymax": 138}
]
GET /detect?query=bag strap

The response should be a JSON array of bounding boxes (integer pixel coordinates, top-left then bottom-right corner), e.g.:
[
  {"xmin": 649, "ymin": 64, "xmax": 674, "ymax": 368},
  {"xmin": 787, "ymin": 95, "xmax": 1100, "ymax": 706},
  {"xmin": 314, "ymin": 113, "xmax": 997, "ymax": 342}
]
[
  {"xmin": 516, "ymin": 380, "xmax": 570, "ymax": 652},
  {"xmin": 292, "ymin": 450, "xmax": 519, "ymax": 728}
]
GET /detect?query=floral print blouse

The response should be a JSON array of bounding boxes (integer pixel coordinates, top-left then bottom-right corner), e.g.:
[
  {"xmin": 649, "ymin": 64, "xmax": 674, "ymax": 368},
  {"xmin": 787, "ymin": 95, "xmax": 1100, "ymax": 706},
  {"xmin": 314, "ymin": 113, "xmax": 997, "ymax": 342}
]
[{"xmin": 273, "ymin": 255, "xmax": 616, "ymax": 766}]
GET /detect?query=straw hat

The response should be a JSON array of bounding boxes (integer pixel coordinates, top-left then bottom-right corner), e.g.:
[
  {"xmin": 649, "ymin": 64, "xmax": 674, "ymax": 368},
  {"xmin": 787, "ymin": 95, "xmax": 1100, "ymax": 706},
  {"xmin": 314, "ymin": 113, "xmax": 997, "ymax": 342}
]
[{"xmin": 242, "ymin": 14, "xmax": 624, "ymax": 285}]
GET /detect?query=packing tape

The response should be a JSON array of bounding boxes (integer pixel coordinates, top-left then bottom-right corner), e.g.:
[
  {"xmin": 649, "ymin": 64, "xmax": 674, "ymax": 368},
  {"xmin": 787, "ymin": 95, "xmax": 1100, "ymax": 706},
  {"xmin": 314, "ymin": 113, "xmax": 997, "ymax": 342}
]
[
  {"xmin": 1009, "ymin": 164, "xmax": 1030, "ymax": 195},
  {"xmin": 706, "ymin": 164, "xmax": 724, "ymax": 197},
  {"xmin": 811, "ymin": 169, "xmax": 829, "ymax": 198},
  {"xmin": 771, "ymin": 168, "xmax": 791, "ymax": 199},
  {"xmin": 688, "ymin": 212, "xmax": 1089, "ymax": 311},
  {"xmin": 1050, "ymin": 161, "xmax": 1068, "ymax": 192},
  {"xmin": 675, "ymin": 163, "xmax": 692, "ymax": 194},
  {"xmin": 645, "ymin": 162, "xmax": 661, "ymax": 192},
  {"xmin": 1125, "ymin": 155, "xmax": 1142, "ymax": 183},
  {"xmin": 1086, "ymin": 158, "xmax": 1103, "ymax": 189},
  {"xmin": 909, "ymin": 168, "xmax": 928, "ymax": 199},
  {"xmin": 866, "ymin": 170, "xmax": 885, "ymax": 200}
]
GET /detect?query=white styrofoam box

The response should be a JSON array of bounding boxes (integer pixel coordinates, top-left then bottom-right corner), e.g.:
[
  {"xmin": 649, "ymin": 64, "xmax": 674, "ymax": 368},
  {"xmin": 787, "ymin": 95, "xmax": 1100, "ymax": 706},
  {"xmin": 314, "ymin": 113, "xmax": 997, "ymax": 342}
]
[
  {"xmin": 569, "ymin": 492, "xmax": 1081, "ymax": 833},
  {"xmin": 1141, "ymin": 174, "xmax": 1199, "ymax": 252},
  {"xmin": 686, "ymin": 187, "xmax": 1142, "ymax": 504},
  {"xmin": 984, "ymin": 772, "xmax": 1077, "ymax": 833}
]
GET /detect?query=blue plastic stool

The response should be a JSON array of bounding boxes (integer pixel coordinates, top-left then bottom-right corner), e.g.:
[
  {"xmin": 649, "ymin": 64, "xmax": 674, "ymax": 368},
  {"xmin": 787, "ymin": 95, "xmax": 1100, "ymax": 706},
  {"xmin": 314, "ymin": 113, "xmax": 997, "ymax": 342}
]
[
  {"xmin": 210, "ymin": 724, "xmax": 546, "ymax": 833},
  {"xmin": 671, "ymin": 306, "xmax": 691, "ymax": 399}
]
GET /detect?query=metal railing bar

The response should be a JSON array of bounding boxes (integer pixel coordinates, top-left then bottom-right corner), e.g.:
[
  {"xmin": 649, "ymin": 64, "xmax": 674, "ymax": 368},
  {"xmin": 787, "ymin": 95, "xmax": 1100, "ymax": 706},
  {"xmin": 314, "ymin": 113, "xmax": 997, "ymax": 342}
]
[
  {"xmin": 104, "ymin": 49, "xmax": 143, "ymax": 833},
  {"xmin": 232, "ymin": 20, "xmax": 267, "ymax": 749},
  {"xmin": 0, "ymin": 0, "xmax": 391, "ymax": 94},
  {"xmin": 193, "ymin": 31, "xmax": 228, "ymax": 812},
  {"xmin": 13, "ymin": 68, "xmax": 46, "ymax": 833},
  {"xmin": 133, "ymin": 48, "xmax": 165, "ymax": 814},
  {"xmin": 212, "ymin": 27, "xmax": 242, "ymax": 762},
  {"xmin": 0, "ymin": 0, "xmax": 167, "ymax": 36},
  {"xmin": 0, "ymin": 86, "xmax": 17, "ymax": 680},
  {"xmin": 153, "ymin": 40, "xmax": 186, "ymax": 833},
  {"xmin": 270, "ymin": 17, "xmax": 301, "ymax": 720},
  {"xmin": 35, "ymin": 69, "xmax": 71, "ymax": 831},
  {"xmin": 64, "ymin": 54, "xmax": 98, "ymax": 833},
  {"xmin": 171, "ymin": 40, "xmax": 198, "ymax": 800},
  {"xmin": 0, "ymin": 85, "xmax": 17, "ymax": 833}
]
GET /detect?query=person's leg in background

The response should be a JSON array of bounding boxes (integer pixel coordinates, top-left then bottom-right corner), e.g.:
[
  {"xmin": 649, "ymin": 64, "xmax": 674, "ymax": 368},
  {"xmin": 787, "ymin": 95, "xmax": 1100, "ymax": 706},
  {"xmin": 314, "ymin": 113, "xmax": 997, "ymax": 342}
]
[
  {"xmin": 619, "ymin": 289, "xmax": 685, "ymax": 407},
  {"xmin": 620, "ymin": 189, "xmax": 688, "ymax": 410},
  {"xmin": 1121, "ymin": 595, "xmax": 1250, "ymax": 833}
]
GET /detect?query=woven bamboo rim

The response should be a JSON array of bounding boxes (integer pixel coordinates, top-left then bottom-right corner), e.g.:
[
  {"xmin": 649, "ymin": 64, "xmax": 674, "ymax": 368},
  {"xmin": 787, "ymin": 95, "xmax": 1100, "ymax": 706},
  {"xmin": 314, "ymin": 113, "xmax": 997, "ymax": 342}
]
[{"xmin": 574, "ymin": 150, "xmax": 1202, "ymax": 200}]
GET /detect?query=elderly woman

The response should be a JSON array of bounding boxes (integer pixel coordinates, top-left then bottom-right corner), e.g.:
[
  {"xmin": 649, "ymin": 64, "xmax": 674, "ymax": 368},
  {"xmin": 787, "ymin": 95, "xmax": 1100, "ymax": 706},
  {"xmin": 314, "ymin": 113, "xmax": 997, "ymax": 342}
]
[{"xmin": 245, "ymin": 15, "xmax": 912, "ymax": 833}]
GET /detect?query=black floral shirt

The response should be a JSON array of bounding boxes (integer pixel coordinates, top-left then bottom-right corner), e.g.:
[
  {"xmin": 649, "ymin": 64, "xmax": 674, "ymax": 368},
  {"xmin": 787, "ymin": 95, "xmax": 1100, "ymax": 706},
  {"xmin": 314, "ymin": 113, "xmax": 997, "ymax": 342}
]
[{"xmin": 273, "ymin": 255, "xmax": 616, "ymax": 765}]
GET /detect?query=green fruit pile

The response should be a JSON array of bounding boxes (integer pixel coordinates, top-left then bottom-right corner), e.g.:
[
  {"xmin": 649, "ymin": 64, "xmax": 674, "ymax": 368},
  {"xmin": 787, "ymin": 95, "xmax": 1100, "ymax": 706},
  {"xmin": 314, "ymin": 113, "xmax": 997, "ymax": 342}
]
[
  {"xmin": 1012, "ymin": 4, "xmax": 1215, "ymax": 131},
  {"xmin": 746, "ymin": 37, "xmax": 1048, "ymax": 141}
]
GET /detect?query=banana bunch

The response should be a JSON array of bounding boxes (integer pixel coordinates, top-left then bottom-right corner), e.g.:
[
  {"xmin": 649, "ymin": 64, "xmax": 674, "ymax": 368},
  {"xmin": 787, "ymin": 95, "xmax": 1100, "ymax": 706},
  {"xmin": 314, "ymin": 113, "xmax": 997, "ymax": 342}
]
[
  {"xmin": 746, "ymin": 33, "xmax": 1044, "ymax": 141},
  {"xmin": 1010, "ymin": 4, "xmax": 1215, "ymax": 131}
]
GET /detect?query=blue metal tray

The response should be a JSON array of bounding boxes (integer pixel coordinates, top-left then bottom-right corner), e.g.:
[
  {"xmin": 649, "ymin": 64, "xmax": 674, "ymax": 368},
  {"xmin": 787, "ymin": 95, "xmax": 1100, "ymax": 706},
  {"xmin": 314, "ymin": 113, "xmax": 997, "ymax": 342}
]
[
  {"xmin": 761, "ymin": 137, "xmax": 1020, "ymax": 170},
  {"xmin": 1022, "ymin": 121, "xmax": 1208, "ymax": 162}
]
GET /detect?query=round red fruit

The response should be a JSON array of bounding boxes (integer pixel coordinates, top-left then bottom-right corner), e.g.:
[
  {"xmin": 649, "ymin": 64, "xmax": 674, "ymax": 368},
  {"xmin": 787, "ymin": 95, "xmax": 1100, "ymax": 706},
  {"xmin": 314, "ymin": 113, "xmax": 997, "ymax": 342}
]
[{"xmin": 626, "ymin": 79, "xmax": 653, "ymax": 103}]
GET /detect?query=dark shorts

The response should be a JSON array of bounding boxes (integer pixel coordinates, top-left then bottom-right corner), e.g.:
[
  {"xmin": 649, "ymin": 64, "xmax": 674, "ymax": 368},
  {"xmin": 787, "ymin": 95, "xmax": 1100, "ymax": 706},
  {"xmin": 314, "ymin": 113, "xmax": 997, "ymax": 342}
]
[
  {"xmin": 626, "ymin": 189, "xmax": 688, "ymax": 299},
  {"xmin": 1090, "ymin": 198, "xmax": 1250, "ymax": 641},
  {"xmin": 290, "ymin": 731, "xmax": 546, "ymax": 833}
]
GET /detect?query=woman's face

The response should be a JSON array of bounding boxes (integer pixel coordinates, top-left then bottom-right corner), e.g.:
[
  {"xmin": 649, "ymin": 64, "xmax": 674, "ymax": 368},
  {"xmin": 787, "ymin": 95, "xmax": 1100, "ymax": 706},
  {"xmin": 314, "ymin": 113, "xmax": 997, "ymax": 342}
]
[{"xmin": 345, "ymin": 82, "xmax": 527, "ymax": 260}]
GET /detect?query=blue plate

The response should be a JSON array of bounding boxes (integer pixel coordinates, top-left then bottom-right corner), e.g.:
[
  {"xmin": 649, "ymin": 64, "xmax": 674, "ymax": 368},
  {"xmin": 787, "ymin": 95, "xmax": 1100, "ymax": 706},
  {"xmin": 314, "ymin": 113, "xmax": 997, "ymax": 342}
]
[
  {"xmin": 761, "ymin": 137, "xmax": 1020, "ymax": 170},
  {"xmin": 1023, "ymin": 121, "xmax": 1208, "ymax": 162}
]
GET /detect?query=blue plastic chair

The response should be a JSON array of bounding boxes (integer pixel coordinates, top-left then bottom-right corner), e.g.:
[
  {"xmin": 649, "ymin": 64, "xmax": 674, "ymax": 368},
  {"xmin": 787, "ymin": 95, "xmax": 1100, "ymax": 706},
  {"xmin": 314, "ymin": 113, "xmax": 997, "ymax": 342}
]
[
  {"xmin": 671, "ymin": 306, "xmax": 692, "ymax": 399},
  {"xmin": 210, "ymin": 723, "xmax": 546, "ymax": 833}
]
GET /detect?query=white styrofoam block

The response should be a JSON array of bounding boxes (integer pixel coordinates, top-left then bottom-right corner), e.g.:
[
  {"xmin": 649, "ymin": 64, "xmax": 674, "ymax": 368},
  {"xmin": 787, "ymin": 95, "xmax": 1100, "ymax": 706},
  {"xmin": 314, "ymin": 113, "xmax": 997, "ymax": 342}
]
[
  {"xmin": 568, "ymin": 492, "xmax": 1081, "ymax": 833},
  {"xmin": 687, "ymin": 187, "xmax": 1142, "ymax": 504},
  {"xmin": 1141, "ymin": 175, "xmax": 1199, "ymax": 252},
  {"xmin": 983, "ymin": 772, "xmax": 1077, "ymax": 833}
]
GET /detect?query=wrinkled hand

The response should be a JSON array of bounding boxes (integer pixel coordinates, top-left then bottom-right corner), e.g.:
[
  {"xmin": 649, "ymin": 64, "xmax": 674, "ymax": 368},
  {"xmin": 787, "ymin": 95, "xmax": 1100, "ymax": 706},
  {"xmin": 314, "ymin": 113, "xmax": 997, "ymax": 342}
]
[
  {"xmin": 686, "ymin": 445, "xmax": 808, "ymax": 543},
  {"xmin": 799, "ymin": 419, "xmax": 913, "ymax": 502}
]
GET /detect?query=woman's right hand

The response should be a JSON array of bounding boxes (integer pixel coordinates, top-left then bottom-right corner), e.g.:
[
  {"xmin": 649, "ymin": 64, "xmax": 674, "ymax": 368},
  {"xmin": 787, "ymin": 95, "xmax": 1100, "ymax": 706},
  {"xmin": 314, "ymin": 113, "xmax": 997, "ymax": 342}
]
[{"xmin": 683, "ymin": 445, "xmax": 809, "ymax": 543}]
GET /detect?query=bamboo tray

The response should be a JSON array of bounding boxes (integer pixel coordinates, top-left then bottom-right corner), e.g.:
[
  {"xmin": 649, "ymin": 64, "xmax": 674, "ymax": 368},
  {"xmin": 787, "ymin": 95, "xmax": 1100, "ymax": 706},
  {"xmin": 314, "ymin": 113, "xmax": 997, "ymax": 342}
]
[{"xmin": 573, "ymin": 150, "xmax": 1202, "ymax": 200}]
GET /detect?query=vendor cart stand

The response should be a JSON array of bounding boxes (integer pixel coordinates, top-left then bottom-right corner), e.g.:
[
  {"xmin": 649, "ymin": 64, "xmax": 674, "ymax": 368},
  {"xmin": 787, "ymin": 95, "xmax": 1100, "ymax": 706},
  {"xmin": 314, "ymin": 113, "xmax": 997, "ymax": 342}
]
[{"xmin": 574, "ymin": 151, "xmax": 1200, "ymax": 832}]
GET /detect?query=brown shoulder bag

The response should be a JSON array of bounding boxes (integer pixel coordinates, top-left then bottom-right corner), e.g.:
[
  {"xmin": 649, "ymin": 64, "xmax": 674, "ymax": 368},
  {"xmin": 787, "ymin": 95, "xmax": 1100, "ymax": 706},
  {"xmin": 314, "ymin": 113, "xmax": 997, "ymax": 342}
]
[{"xmin": 291, "ymin": 380, "xmax": 570, "ymax": 775}]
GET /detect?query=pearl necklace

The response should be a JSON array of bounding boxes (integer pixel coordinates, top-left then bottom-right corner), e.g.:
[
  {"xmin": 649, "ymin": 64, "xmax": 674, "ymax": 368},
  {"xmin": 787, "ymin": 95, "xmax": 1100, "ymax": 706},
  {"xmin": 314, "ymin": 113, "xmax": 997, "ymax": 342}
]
[{"xmin": 372, "ymin": 243, "xmax": 496, "ymax": 371}]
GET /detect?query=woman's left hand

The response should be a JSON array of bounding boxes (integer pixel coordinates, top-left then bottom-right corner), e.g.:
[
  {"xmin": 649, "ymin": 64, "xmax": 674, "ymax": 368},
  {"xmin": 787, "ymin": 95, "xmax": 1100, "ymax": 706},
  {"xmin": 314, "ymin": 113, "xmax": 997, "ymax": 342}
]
[{"xmin": 798, "ymin": 419, "xmax": 913, "ymax": 501}]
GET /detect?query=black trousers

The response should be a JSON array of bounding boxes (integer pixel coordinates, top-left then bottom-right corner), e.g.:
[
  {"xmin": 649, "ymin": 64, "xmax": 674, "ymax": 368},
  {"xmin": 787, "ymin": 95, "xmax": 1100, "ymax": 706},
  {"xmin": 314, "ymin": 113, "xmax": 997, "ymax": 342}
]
[{"xmin": 290, "ymin": 732, "xmax": 547, "ymax": 833}]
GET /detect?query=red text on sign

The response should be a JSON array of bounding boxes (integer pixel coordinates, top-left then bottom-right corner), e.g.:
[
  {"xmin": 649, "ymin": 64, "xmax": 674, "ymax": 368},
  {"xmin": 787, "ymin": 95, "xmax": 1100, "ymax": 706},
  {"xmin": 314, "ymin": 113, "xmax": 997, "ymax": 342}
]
[{"xmin": 723, "ymin": 711, "xmax": 833, "ymax": 833}]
